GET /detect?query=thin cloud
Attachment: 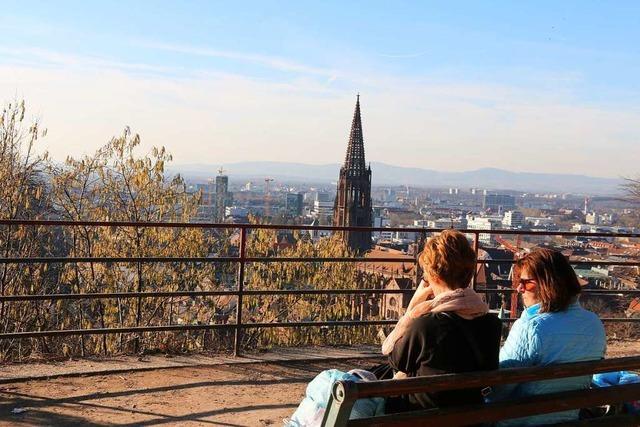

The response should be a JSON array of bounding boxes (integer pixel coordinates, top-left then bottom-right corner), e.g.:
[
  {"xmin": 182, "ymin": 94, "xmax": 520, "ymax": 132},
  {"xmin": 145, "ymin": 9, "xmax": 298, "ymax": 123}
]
[
  {"xmin": 2, "ymin": 61, "xmax": 638, "ymax": 179},
  {"xmin": 137, "ymin": 41, "xmax": 338, "ymax": 78},
  {"xmin": 0, "ymin": 46, "xmax": 184, "ymax": 76}
]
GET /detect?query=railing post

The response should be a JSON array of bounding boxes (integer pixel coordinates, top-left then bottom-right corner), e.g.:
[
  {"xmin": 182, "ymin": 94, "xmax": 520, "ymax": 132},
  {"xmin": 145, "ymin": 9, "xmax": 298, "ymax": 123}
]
[
  {"xmin": 134, "ymin": 225, "xmax": 144, "ymax": 354},
  {"xmin": 471, "ymin": 231, "xmax": 479, "ymax": 291},
  {"xmin": 234, "ymin": 226, "xmax": 247, "ymax": 357},
  {"xmin": 414, "ymin": 230, "xmax": 426, "ymax": 287}
]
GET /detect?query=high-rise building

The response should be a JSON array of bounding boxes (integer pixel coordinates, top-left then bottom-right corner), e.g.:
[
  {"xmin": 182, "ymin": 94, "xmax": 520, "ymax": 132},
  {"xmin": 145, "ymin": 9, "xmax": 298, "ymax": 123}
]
[
  {"xmin": 285, "ymin": 192, "xmax": 304, "ymax": 217},
  {"xmin": 483, "ymin": 194, "xmax": 516, "ymax": 213},
  {"xmin": 333, "ymin": 95, "xmax": 372, "ymax": 252},
  {"xmin": 190, "ymin": 180, "xmax": 216, "ymax": 222},
  {"xmin": 313, "ymin": 192, "xmax": 334, "ymax": 224},
  {"xmin": 215, "ymin": 170, "xmax": 230, "ymax": 222}
]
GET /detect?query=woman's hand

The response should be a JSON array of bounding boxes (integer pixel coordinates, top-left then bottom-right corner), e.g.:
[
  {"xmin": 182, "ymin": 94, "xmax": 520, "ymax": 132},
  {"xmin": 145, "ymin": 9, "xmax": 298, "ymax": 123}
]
[{"xmin": 407, "ymin": 278, "xmax": 434, "ymax": 311}]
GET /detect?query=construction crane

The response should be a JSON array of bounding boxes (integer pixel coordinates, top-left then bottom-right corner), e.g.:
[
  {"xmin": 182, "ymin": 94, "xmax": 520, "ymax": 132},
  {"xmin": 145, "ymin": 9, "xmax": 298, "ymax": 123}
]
[{"xmin": 264, "ymin": 178, "xmax": 274, "ymax": 219}]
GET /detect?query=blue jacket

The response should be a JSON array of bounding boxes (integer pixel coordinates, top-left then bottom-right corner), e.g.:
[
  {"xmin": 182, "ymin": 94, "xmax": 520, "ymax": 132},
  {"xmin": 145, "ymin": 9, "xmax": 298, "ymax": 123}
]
[{"xmin": 492, "ymin": 301, "xmax": 606, "ymax": 426}]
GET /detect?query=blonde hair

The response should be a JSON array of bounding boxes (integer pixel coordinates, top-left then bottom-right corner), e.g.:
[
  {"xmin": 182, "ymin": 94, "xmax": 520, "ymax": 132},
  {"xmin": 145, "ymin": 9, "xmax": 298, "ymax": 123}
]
[{"xmin": 419, "ymin": 229, "xmax": 476, "ymax": 289}]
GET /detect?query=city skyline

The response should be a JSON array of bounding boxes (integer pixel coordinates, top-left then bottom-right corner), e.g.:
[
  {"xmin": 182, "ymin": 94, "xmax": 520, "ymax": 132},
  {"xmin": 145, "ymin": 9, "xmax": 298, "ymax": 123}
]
[{"xmin": 2, "ymin": 1, "xmax": 640, "ymax": 178}]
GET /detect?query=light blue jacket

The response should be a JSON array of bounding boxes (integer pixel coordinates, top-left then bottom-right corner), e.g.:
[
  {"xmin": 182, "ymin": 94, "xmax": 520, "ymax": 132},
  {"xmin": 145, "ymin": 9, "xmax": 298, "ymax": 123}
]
[
  {"xmin": 492, "ymin": 301, "xmax": 606, "ymax": 426},
  {"xmin": 287, "ymin": 369, "xmax": 385, "ymax": 426}
]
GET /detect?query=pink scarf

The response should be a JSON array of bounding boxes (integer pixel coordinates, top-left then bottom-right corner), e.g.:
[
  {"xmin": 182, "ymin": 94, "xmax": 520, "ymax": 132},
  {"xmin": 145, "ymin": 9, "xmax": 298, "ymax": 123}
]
[{"xmin": 381, "ymin": 287, "xmax": 489, "ymax": 355}]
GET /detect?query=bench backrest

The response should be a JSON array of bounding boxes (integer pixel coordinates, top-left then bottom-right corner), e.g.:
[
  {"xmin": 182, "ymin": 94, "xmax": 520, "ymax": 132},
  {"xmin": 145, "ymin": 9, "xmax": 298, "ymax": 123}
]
[{"xmin": 321, "ymin": 356, "xmax": 640, "ymax": 427}]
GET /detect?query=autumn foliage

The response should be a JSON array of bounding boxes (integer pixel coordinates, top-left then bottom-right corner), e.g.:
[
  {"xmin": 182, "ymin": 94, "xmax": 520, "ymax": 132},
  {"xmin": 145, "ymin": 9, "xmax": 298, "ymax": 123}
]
[{"xmin": 0, "ymin": 101, "xmax": 381, "ymax": 361}]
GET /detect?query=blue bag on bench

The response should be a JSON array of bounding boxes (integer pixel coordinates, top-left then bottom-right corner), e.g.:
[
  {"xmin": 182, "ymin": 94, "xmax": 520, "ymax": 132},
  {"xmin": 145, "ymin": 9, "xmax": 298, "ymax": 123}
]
[
  {"xmin": 592, "ymin": 371, "xmax": 640, "ymax": 414},
  {"xmin": 286, "ymin": 369, "xmax": 385, "ymax": 427}
]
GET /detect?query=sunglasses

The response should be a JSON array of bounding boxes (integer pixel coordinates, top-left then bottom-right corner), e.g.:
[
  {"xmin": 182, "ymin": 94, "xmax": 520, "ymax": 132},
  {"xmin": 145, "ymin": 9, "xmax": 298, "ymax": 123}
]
[{"xmin": 517, "ymin": 278, "xmax": 537, "ymax": 292}]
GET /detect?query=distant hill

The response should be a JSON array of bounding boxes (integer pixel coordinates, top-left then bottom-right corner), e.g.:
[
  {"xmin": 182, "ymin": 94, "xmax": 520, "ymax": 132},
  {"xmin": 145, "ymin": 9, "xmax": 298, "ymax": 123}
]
[{"xmin": 170, "ymin": 161, "xmax": 623, "ymax": 195}]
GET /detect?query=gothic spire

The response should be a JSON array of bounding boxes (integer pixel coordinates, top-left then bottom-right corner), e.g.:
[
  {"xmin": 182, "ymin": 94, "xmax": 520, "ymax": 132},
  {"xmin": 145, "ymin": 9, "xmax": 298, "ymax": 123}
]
[{"xmin": 343, "ymin": 94, "xmax": 367, "ymax": 174}]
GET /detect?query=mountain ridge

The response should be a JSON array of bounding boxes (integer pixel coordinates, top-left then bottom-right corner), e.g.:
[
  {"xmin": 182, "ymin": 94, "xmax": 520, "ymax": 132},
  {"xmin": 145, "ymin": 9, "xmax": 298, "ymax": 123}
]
[{"xmin": 169, "ymin": 161, "xmax": 623, "ymax": 195}]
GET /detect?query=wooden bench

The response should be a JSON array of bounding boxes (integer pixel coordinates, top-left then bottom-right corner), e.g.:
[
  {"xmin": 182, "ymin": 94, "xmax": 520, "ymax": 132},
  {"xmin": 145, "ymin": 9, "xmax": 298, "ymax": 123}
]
[{"xmin": 321, "ymin": 356, "xmax": 640, "ymax": 426}]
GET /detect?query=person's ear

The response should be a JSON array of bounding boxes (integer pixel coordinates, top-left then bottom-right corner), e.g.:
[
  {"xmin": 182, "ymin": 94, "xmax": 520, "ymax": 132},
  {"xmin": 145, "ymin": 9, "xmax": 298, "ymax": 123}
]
[{"xmin": 427, "ymin": 273, "xmax": 443, "ymax": 288}]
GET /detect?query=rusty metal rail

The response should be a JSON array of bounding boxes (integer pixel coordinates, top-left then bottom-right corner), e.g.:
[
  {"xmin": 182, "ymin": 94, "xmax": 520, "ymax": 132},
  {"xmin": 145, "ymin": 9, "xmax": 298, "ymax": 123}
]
[{"xmin": 1, "ymin": 219, "xmax": 639, "ymax": 355}]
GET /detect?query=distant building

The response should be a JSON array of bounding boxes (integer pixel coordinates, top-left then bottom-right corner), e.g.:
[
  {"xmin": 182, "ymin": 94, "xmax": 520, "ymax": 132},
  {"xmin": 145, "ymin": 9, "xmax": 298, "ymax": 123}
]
[
  {"xmin": 312, "ymin": 192, "xmax": 334, "ymax": 224},
  {"xmin": 305, "ymin": 218, "xmax": 332, "ymax": 241},
  {"xmin": 425, "ymin": 217, "xmax": 468, "ymax": 229},
  {"xmin": 215, "ymin": 171, "xmax": 232, "ymax": 222},
  {"xmin": 225, "ymin": 206, "xmax": 248, "ymax": 219},
  {"xmin": 467, "ymin": 215, "xmax": 503, "ymax": 245},
  {"xmin": 333, "ymin": 95, "xmax": 372, "ymax": 253},
  {"xmin": 503, "ymin": 210, "xmax": 525, "ymax": 228},
  {"xmin": 483, "ymin": 194, "xmax": 516, "ymax": 213},
  {"xmin": 191, "ymin": 180, "xmax": 216, "ymax": 222},
  {"xmin": 373, "ymin": 216, "xmax": 391, "ymax": 240},
  {"xmin": 285, "ymin": 192, "xmax": 304, "ymax": 217},
  {"xmin": 381, "ymin": 277, "xmax": 413, "ymax": 319},
  {"xmin": 585, "ymin": 212, "xmax": 599, "ymax": 225},
  {"xmin": 526, "ymin": 216, "xmax": 555, "ymax": 228}
]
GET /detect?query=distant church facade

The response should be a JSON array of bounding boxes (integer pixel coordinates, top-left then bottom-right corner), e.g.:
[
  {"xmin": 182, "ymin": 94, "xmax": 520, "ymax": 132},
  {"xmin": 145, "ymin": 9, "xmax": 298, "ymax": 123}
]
[{"xmin": 333, "ymin": 95, "xmax": 373, "ymax": 253}]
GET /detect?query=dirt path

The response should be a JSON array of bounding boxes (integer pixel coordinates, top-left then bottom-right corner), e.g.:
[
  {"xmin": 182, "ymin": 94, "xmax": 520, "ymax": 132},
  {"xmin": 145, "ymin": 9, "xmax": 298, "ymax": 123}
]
[
  {"xmin": 0, "ymin": 357, "xmax": 383, "ymax": 427},
  {"xmin": 0, "ymin": 340, "xmax": 637, "ymax": 426}
]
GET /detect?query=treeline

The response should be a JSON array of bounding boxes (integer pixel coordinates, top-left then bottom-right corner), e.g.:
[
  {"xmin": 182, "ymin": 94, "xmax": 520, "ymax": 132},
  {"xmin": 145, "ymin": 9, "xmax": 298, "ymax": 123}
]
[{"xmin": 0, "ymin": 101, "xmax": 378, "ymax": 361}]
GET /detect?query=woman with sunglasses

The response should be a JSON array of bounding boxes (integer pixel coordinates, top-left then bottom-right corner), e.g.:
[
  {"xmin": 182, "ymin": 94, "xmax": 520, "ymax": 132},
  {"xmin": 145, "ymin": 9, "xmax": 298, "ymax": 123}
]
[{"xmin": 493, "ymin": 248, "xmax": 606, "ymax": 426}]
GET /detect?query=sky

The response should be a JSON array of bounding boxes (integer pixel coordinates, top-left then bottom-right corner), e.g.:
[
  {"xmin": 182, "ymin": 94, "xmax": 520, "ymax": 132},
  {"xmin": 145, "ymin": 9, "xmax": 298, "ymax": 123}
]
[{"xmin": 1, "ymin": 1, "xmax": 639, "ymax": 178}]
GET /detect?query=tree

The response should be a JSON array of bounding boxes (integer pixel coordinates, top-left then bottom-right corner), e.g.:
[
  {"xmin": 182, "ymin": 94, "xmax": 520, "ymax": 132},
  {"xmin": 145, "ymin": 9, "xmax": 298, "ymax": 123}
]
[
  {"xmin": 622, "ymin": 178, "xmax": 640, "ymax": 205},
  {"xmin": 0, "ymin": 100, "xmax": 382, "ymax": 360},
  {"xmin": 240, "ymin": 224, "xmax": 380, "ymax": 351},
  {"xmin": 0, "ymin": 100, "xmax": 52, "ymax": 360},
  {"xmin": 49, "ymin": 128, "xmax": 211, "ymax": 355}
]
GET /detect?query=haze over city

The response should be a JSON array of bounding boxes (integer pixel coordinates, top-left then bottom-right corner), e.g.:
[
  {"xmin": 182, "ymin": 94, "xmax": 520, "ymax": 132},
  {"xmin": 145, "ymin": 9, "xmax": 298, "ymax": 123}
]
[{"xmin": 2, "ymin": 1, "xmax": 640, "ymax": 178}]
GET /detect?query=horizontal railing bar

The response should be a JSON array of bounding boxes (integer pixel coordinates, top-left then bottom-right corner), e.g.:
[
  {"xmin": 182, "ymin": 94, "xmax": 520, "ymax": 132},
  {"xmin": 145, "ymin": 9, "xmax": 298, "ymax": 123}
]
[
  {"xmin": 3, "ymin": 288, "xmax": 638, "ymax": 302},
  {"xmin": 1, "ymin": 317, "xmax": 638, "ymax": 339},
  {"xmin": 0, "ymin": 320, "xmax": 398, "ymax": 339},
  {"xmin": 496, "ymin": 318, "xmax": 638, "ymax": 323},
  {"xmin": 2, "ymin": 257, "xmax": 639, "ymax": 267},
  {"xmin": 2, "ymin": 219, "xmax": 640, "ymax": 238},
  {"xmin": 0, "ymin": 256, "xmax": 415, "ymax": 264},
  {"xmin": 349, "ymin": 356, "xmax": 640, "ymax": 399},
  {"xmin": 0, "ymin": 288, "xmax": 413, "ymax": 302},
  {"xmin": 483, "ymin": 259, "xmax": 640, "ymax": 266},
  {"xmin": 0, "ymin": 257, "xmax": 240, "ymax": 264},
  {"xmin": 480, "ymin": 288, "xmax": 640, "ymax": 295}
]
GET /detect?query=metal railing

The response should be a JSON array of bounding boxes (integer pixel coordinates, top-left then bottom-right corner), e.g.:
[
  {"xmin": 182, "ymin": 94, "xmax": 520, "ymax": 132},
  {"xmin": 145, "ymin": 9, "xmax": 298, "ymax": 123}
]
[{"xmin": 0, "ymin": 219, "xmax": 639, "ymax": 356}]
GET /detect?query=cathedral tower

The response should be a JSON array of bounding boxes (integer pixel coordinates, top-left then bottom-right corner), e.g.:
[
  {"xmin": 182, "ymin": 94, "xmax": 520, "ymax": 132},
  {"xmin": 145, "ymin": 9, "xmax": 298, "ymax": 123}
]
[{"xmin": 333, "ymin": 95, "xmax": 372, "ymax": 252}]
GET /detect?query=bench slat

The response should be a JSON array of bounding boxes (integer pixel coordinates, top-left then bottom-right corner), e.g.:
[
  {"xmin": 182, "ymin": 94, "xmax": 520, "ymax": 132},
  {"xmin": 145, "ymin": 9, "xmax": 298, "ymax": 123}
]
[
  {"xmin": 555, "ymin": 414, "xmax": 640, "ymax": 426},
  {"xmin": 346, "ymin": 383, "xmax": 640, "ymax": 427},
  {"xmin": 350, "ymin": 356, "xmax": 640, "ymax": 399}
]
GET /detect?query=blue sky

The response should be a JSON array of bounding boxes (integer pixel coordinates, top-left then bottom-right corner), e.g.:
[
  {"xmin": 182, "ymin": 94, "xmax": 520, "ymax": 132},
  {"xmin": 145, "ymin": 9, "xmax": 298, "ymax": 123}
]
[{"xmin": 1, "ymin": 1, "xmax": 639, "ymax": 178}]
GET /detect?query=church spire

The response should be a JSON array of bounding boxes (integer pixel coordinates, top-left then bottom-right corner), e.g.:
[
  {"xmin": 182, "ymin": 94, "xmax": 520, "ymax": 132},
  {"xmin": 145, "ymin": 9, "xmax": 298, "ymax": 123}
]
[
  {"xmin": 343, "ymin": 94, "xmax": 367, "ymax": 174},
  {"xmin": 333, "ymin": 95, "xmax": 373, "ymax": 253}
]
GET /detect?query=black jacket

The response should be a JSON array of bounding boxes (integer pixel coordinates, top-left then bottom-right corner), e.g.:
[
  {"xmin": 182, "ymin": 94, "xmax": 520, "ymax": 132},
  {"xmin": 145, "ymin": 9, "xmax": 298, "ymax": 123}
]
[{"xmin": 387, "ymin": 312, "xmax": 502, "ymax": 412}]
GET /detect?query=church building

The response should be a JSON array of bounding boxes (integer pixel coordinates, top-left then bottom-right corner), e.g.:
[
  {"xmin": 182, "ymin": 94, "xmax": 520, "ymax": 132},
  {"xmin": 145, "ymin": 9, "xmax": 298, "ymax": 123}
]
[{"xmin": 333, "ymin": 95, "xmax": 373, "ymax": 253}]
